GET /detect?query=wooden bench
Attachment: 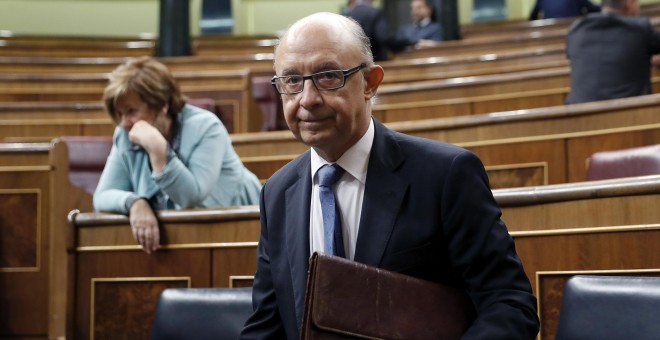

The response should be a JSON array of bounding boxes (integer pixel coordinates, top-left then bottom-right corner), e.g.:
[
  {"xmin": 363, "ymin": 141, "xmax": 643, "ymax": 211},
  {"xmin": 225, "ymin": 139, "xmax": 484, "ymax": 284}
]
[
  {"xmin": 460, "ymin": 1, "xmax": 660, "ymax": 40},
  {"xmin": 194, "ymin": 37, "xmax": 278, "ymax": 57},
  {"xmin": 239, "ymin": 94, "xmax": 660, "ymax": 185},
  {"xmin": 0, "ymin": 48, "xmax": 570, "ymax": 132},
  {"xmin": 0, "ymin": 38, "xmax": 155, "ymax": 58},
  {"xmin": 376, "ymin": 66, "xmax": 571, "ymax": 104},
  {"xmin": 3, "ymin": 135, "xmax": 658, "ymax": 338},
  {"xmin": 239, "ymin": 122, "xmax": 660, "ymax": 188},
  {"xmin": 66, "ymin": 206, "xmax": 260, "ymax": 340},
  {"xmin": 0, "ymin": 69, "xmax": 253, "ymax": 91},
  {"xmin": 10, "ymin": 99, "xmax": 658, "ymax": 203},
  {"xmin": 0, "ymin": 54, "xmax": 275, "ymax": 75},
  {"xmin": 0, "ymin": 137, "xmax": 105, "ymax": 339},
  {"xmin": 374, "ymin": 65, "xmax": 660, "ymax": 116},
  {"xmin": 3, "ymin": 93, "xmax": 658, "ymax": 187},
  {"xmin": 0, "ymin": 44, "xmax": 566, "ymax": 82},
  {"xmin": 0, "ymin": 83, "xmax": 260, "ymax": 135},
  {"xmin": 461, "ymin": 17, "xmax": 575, "ymax": 40},
  {"xmin": 394, "ymin": 14, "xmax": 660, "ymax": 60},
  {"xmin": 498, "ymin": 175, "xmax": 660, "ymax": 340},
  {"xmin": 0, "ymin": 34, "xmax": 279, "ymax": 59},
  {"xmin": 63, "ymin": 174, "xmax": 660, "ymax": 340},
  {"xmin": 392, "ymin": 28, "xmax": 568, "ymax": 60},
  {"xmin": 232, "ymin": 93, "xmax": 660, "ymax": 157},
  {"xmin": 378, "ymin": 62, "xmax": 656, "ymax": 120},
  {"xmin": 381, "ymin": 44, "xmax": 568, "ymax": 84}
]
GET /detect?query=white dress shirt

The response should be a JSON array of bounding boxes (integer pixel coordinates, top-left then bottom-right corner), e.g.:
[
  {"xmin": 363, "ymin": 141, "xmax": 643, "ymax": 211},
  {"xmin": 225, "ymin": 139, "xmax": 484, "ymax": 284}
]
[{"xmin": 309, "ymin": 118, "xmax": 374, "ymax": 260}]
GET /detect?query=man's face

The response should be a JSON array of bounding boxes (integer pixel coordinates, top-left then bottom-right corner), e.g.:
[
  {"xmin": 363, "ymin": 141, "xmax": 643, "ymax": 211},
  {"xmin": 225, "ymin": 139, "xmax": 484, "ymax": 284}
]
[
  {"xmin": 411, "ymin": 0, "xmax": 430, "ymax": 22},
  {"xmin": 274, "ymin": 24, "xmax": 377, "ymax": 161}
]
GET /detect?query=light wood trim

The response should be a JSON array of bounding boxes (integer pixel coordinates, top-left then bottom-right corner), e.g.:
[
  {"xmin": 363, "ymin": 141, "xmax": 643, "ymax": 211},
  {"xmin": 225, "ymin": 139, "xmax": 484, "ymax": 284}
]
[{"xmin": 496, "ymin": 175, "xmax": 660, "ymax": 207}]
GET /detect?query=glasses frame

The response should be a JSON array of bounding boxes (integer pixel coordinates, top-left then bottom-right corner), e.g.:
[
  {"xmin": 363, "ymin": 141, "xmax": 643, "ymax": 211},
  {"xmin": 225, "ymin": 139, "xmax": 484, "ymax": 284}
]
[{"xmin": 271, "ymin": 63, "xmax": 367, "ymax": 95}]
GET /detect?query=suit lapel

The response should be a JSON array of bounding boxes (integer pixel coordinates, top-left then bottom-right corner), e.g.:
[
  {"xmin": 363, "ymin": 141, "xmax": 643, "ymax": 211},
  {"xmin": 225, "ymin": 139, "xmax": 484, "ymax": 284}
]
[
  {"xmin": 284, "ymin": 154, "xmax": 312, "ymax": 329},
  {"xmin": 354, "ymin": 121, "xmax": 408, "ymax": 267}
]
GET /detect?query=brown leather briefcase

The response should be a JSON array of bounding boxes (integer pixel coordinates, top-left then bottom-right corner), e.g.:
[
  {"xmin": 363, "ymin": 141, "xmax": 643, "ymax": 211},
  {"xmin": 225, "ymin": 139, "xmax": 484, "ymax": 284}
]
[{"xmin": 300, "ymin": 252, "xmax": 475, "ymax": 340}]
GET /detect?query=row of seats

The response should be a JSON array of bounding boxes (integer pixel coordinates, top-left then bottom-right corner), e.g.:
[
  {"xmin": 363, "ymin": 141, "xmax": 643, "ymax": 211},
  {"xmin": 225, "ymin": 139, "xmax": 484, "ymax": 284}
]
[{"xmin": 149, "ymin": 275, "xmax": 660, "ymax": 339}]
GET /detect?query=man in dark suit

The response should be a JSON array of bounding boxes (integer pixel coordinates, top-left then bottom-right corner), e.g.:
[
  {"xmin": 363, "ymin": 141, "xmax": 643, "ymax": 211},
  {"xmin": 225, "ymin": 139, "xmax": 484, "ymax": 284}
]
[
  {"xmin": 240, "ymin": 11, "xmax": 539, "ymax": 340},
  {"xmin": 398, "ymin": 0, "xmax": 443, "ymax": 44},
  {"xmin": 566, "ymin": 0, "xmax": 660, "ymax": 104},
  {"xmin": 346, "ymin": 0, "xmax": 409, "ymax": 61}
]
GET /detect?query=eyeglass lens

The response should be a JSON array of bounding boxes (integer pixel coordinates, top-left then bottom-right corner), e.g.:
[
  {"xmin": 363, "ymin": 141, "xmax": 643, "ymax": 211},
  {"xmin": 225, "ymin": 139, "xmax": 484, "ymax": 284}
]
[{"xmin": 279, "ymin": 70, "xmax": 345, "ymax": 94}]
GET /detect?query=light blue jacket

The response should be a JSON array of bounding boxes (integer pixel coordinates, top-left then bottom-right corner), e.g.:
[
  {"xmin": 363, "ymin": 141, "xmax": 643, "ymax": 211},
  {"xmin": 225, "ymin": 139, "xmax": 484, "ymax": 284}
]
[{"xmin": 93, "ymin": 104, "xmax": 261, "ymax": 214}]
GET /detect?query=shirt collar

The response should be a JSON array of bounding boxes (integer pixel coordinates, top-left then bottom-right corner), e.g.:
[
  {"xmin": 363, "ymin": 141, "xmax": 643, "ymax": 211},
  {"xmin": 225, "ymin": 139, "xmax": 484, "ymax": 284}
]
[
  {"xmin": 418, "ymin": 17, "xmax": 431, "ymax": 27},
  {"xmin": 311, "ymin": 117, "xmax": 374, "ymax": 184}
]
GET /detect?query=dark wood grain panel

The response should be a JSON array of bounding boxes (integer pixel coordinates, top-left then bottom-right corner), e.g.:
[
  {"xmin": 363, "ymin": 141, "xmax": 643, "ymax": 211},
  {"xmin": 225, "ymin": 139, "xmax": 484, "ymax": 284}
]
[
  {"xmin": 75, "ymin": 249, "xmax": 211, "ymax": 340},
  {"xmin": 0, "ymin": 191, "xmax": 38, "ymax": 268},
  {"xmin": 213, "ymin": 246, "xmax": 258, "ymax": 288},
  {"xmin": 486, "ymin": 163, "xmax": 547, "ymax": 189},
  {"xmin": 0, "ymin": 170, "xmax": 50, "ymax": 337},
  {"xmin": 92, "ymin": 278, "xmax": 189, "ymax": 340},
  {"xmin": 470, "ymin": 140, "xmax": 565, "ymax": 184}
]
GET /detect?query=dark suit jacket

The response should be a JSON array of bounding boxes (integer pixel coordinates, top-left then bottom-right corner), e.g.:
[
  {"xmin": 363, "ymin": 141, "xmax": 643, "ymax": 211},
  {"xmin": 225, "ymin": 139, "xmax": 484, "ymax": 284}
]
[
  {"xmin": 398, "ymin": 21, "xmax": 443, "ymax": 43},
  {"xmin": 529, "ymin": 0, "xmax": 600, "ymax": 20},
  {"xmin": 240, "ymin": 119, "xmax": 539, "ymax": 340},
  {"xmin": 347, "ymin": 4, "xmax": 410, "ymax": 61},
  {"xmin": 566, "ymin": 13, "xmax": 660, "ymax": 104}
]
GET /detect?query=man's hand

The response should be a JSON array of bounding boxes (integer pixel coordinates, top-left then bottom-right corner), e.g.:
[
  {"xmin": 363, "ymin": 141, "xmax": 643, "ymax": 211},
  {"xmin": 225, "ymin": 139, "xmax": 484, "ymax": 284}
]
[{"xmin": 652, "ymin": 54, "xmax": 660, "ymax": 68}]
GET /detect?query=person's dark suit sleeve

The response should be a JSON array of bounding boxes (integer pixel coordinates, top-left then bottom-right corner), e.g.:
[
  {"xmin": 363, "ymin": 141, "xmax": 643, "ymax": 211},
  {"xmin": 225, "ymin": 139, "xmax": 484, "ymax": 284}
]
[
  {"xmin": 441, "ymin": 151, "xmax": 539, "ymax": 340},
  {"xmin": 427, "ymin": 24, "xmax": 443, "ymax": 41},
  {"xmin": 239, "ymin": 187, "xmax": 287, "ymax": 339},
  {"xmin": 649, "ymin": 27, "xmax": 660, "ymax": 54},
  {"xmin": 528, "ymin": 1, "xmax": 540, "ymax": 20}
]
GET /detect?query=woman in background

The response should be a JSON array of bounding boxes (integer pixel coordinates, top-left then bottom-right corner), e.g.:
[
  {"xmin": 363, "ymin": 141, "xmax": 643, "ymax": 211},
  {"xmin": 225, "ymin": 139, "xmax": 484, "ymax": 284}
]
[{"xmin": 94, "ymin": 56, "xmax": 261, "ymax": 253}]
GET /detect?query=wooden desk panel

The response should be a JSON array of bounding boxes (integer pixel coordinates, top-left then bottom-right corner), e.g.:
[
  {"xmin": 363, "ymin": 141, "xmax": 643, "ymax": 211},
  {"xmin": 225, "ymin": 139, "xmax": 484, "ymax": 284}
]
[
  {"xmin": 69, "ymin": 207, "xmax": 260, "ymax": 340},
  {"xmin": 0, "ymin": 141, "xmax": 53, "ymax": 340},
  {"xmin": 512, "ymin": 226, "xmax": 660, "ymax": 340}
]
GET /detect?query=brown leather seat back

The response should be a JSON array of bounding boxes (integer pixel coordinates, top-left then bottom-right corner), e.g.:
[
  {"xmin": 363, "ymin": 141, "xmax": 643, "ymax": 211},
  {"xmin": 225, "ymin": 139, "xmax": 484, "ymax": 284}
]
[
  {"xmin": 60, "ymin": 136, "xmax": 113, "ymax": 195},
  {"xmin": 586, "ymin": 144, "xmax": 660, "ymax": 181}
]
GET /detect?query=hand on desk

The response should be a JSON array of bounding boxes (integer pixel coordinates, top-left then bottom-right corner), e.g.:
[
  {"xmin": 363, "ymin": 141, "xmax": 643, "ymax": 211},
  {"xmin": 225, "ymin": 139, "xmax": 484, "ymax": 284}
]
[
  {"xmin": 414, "ymin": 39, "xmax": 440, "ymax": 49},
  {"xmin": 129, "ymin": 198, "xmax": 161, "ymax": 254}
]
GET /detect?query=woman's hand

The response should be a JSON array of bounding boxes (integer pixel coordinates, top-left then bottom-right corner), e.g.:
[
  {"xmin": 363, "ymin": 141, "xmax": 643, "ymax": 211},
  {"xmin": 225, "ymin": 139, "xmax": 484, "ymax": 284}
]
[
  {"xmin": 129, "ymin": 198, "xmax": 160, "ymax": 254},
  {"xmin": 128, "ymin": 120, "xmax": 168, "ymax": 173}
]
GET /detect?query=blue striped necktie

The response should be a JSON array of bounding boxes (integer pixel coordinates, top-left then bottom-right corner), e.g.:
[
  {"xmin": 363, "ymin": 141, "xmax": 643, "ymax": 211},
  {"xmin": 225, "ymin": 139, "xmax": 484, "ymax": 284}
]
[{"xmin": 318, "ymin": 164, "xmax": 346, "ymax": 257}]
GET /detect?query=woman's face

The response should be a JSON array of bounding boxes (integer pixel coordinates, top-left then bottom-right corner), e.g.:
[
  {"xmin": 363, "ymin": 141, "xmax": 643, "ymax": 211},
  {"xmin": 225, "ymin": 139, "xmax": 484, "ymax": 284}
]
[{"xmin": 115, "ymin": 92, "xmax": 160, "ymax": 132}]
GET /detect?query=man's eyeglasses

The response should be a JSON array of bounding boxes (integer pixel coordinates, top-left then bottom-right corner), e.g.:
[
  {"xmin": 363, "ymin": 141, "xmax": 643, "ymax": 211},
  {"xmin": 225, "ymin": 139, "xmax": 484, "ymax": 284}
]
[{"xmin": 271, "ymin": 63, "xmax": 367, "ymax": 95}]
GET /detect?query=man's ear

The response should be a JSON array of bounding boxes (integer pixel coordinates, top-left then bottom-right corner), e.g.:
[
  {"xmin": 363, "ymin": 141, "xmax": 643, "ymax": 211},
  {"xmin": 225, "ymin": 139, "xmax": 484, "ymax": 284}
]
[{"xmin": 363, "ymin": 65, "xmax": 384, "ymax": 99}]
